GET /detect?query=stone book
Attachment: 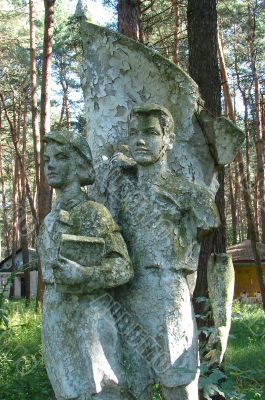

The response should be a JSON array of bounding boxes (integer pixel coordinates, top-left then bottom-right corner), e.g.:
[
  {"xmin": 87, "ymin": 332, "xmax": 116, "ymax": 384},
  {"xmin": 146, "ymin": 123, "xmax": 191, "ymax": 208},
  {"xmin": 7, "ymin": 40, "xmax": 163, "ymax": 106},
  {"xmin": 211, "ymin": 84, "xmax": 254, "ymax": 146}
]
[{"xmin": 59, "ymin": 234, "xmax": 105, "ymax": 267}]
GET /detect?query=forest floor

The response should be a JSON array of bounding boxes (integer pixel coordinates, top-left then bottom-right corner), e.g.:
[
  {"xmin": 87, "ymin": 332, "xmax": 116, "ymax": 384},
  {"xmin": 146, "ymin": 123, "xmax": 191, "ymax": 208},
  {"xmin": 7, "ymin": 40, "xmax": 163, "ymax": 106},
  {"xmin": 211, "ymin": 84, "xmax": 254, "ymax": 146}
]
[{"xmin": 0, "ymin": 301, "xmax": 264, "ymax": 400}]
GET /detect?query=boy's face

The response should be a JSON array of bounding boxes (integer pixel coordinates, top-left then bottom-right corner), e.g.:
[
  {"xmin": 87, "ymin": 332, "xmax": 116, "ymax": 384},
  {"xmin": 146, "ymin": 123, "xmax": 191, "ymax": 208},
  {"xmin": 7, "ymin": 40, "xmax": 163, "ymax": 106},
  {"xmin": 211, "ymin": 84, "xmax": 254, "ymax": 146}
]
[
  {"xmin": 44, "ymin": 142, "xmax": 76, "ymax": 189},
  {"xmin": 128, "ymin": 113, "xmax": 169, "ymax": 166}
]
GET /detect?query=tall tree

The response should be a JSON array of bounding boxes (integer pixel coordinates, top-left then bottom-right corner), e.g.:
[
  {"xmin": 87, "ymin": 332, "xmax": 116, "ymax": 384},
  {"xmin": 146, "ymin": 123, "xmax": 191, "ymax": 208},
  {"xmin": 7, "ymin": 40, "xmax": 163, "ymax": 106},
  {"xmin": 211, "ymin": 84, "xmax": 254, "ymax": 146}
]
[
  {"xmin": 187, "ymin": 2, "xmax": 224, "ymax": 398},
  {"xmin": 118, "ymin": 0, "xmax": 142, "ymax": 41},
  {"xmin": 187, "ymin": 0, "xmax": 223, "ymax": 306},
  {"xmin": 37, "ymin": 0, "xmax": 56, "ymax": 304},
  {"xmin": 19, "ymin": 94, "xmax": 31, "ymax": 305},
  {"xmin": 247, "ymin": 3, "xmax": 265, "ymax": 244},
  {"xmin": 39, "ymin": 0, "xmax": 56, "ymax": 221},
  {"xmin": 29, "ymin": 0, "xmax": 41, "ymax": 232},
  {"xmin": 0, "ymin": 107, "xmax": 10, "ymax": 257},
  {"xmin": 172, "ymin": 0, "xmax": 180, "ymax": 65}
]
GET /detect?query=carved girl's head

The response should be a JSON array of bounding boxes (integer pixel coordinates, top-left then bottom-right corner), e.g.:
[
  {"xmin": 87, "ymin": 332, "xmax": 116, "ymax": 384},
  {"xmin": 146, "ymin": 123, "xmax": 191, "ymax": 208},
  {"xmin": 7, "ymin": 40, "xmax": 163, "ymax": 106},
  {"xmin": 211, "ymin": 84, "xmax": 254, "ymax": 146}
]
[{"xmin": 43, "ymin": 131, "xmax": 95, "ymax": 188}]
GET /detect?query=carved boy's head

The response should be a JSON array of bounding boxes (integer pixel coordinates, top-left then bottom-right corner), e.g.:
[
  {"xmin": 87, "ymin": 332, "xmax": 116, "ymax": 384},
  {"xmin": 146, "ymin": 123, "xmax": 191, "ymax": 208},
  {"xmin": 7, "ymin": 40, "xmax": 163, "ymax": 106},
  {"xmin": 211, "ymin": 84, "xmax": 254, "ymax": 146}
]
[
  {"xmin": 43, "ymin": 131, "xmax": 95, "ymax": 189},
  {"xmin": 128, "ymin": 104, "xmax": 175, "ymax": 166}
]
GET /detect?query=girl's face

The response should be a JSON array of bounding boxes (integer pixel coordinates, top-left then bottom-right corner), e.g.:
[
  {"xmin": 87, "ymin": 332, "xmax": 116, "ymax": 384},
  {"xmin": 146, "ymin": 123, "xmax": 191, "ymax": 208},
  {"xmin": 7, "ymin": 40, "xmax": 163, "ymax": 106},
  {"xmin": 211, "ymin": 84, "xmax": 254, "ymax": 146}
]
[{"xmin": 44, "ymin": 142, "xmax": 77, "ymax": 189}]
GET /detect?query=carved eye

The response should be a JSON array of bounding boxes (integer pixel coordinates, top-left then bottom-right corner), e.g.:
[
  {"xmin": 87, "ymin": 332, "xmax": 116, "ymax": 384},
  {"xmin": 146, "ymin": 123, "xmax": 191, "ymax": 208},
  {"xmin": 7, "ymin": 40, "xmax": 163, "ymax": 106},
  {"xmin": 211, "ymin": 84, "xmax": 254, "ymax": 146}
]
[
  {"xmin": 129, "ymin": 129, "xmax": 137, "ymax": 136},
  {"xmin": 56, "ymin": 154, "xmax": 68, "ymax": 160},
  {"xmin": 148, "ymin": 129, "xmax": 159, "ymax": 136}
]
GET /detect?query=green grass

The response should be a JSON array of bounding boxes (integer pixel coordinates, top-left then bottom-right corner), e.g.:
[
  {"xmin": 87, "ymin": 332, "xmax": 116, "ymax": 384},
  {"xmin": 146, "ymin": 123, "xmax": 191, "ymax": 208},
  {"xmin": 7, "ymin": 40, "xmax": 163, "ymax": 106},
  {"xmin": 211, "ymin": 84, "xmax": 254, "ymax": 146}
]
[
  {"xmin": 224, "ymin": 302, "xmax": 265, "ymax": 399},
  {"xmin": 0, "ymin": 301, "xmax": 55, "ymax": 400},
  {"xmin": 0, "ymin": 300, "xmax": 264, "ymax": 400}
]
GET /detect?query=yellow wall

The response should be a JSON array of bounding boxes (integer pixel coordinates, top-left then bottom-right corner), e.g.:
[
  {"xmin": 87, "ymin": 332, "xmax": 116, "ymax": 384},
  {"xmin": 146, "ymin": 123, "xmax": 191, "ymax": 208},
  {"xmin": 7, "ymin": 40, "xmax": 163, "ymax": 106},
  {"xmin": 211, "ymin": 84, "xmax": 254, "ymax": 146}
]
[{"xmin": 234, "ymin": 263, "xmax": 265, "ymax": 298}]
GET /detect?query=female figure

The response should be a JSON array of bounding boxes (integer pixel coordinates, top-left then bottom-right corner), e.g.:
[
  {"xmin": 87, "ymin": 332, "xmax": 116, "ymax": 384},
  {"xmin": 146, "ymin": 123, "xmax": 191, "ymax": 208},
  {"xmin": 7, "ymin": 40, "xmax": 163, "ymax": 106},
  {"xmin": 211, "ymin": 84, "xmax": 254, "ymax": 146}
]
[{"xmin": 38, "ymin": 131, "xmax": 133, "ymax": 400}]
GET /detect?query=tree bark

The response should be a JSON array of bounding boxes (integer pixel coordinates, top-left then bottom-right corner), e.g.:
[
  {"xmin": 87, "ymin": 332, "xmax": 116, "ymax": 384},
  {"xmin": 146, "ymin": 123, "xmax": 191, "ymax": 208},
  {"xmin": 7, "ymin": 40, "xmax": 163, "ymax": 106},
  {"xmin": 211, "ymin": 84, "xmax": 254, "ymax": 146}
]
[
  {"xmin": 187, "ymin": 0, "xmax": 222, "ymax": 304},
  {"xmin": 58, "ymin": 55, "xmax": 71, "ymax": 130},
  {"xmin": 20, "ymin": 97, "xmax": 30, "ymax": 306},
  {"xmin": 188, "ymin": 3, "xmax": 223, "ymax": 398},
  {"xmin": 228, "ymin": 166, "xmax": 237, "ymax": 245},
  {"xmin": 10, "ymin": 156, "xmax": 19, "ymax": 299},
  {"xmin": 234, "ymin": 163, "xmax": 244, "ymax": 241},
  {"xmin": 0, "ymin": 94, "xmax": 38, "ymax": 227},
  {"xmin": 29, "ymin": 0, "xmax": 41, "ymax": 231},
  {"xmin": 37, "ymin": 0, "xmax": 56, "ymax": 305},
  {"xmin": 247, "ymin": 4, "xmax": 265, "ymax": 244},
  {"xmin": 187, "ymin": 0, "xmax": 221, "ymax": 116},
  {"xmin": 118, "ymin": 0, "xmax": 142, "ymax": 41},
  {"xmin": 172, "ymin": 0, "xmax": 180, "ymax": 65},
  {"xmin": 0, "ymin": 107, "xmax": 10, "ymax": 257},
  {"xmin": 39, "ymin": 0, "xmax": 56, "ymax": 221}
]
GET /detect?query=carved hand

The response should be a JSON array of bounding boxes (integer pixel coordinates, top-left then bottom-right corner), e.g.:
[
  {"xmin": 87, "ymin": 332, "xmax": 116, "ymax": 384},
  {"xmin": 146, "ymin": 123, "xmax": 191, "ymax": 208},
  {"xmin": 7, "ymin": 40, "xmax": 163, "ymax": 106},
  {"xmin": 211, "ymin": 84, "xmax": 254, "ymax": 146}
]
[
  {"xmin": 109, "ymin": 152, "xmax": 136, "ymax": 170},
  {"xmin": 53, "ymin": 256, "xmax": 93, "ymax": 286},
  {"xmin": 203, "ymin": 326, "xmax": 229, "ymax": 366}
]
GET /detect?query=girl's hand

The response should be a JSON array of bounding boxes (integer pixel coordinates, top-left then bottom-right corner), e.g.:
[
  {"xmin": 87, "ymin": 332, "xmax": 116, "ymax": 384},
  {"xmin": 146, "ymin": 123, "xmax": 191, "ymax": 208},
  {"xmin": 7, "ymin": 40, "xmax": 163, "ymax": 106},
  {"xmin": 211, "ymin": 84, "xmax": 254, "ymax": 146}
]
[{"xmin": 53, "ymin": 256, "xmax": 93, "ymax": 286}]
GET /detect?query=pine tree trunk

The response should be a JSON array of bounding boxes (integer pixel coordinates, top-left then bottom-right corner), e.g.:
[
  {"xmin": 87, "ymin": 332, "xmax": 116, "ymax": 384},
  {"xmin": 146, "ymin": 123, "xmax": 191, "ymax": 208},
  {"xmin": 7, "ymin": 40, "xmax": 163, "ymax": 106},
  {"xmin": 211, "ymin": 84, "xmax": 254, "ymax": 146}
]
[
  {"xmin": 234, "ymin": 163, "xmax": 244, "ymax": 241},
  {"xmin": 20, "ymin": 98, "xmax": 30, "ymax": 306},
  {"xmin": 228, "ymin": 166, "xmax": 237, "ymax": 244},
  {"xmin": 187, "ymin": 0, "xmax": 222, "ymax": 304},
  {"xmin": 37, "ymin": 0, "xmax": 56, "ymax": 305},
  {"xmin": 247, "ymin": 4, "xmax": 265, "ymax": 244},
  {"xmin": 29, "ymin": 0, "xmax": 41, "ymax": 231},
  {"xmin": 188, "ymin": 3, "xmax": 223, "ymax": 398},
  {"xmin": 10, "ymin": 158, "xmax": 19, "ymax": 299},
  {"xmin": 39, "ymin": 0, "xmax": 55, "ymax": 221},
  {"xmin": 234, "ymin": 45, "xmax": 251, "ymax": 187},
  {"xmin": 187, "ymin": 1, "xmax": 221, "ymax": 116},
  {"xmin": 59, "ymin": 55, "xmax": 71, "ymax": 130},
  {"xmin": 172, "ymin": 0, "xmax": 180, "ymax": 65},
  {"xmin": 254, "ymin": 174, "xmax": 259, "ymax": 236},
  {"xmin": 118, "ymin": 0, "xmax": 142, "ymax": 41},
  {"xmin": 0, "ymin": 94, "xmax": 38, "ymax": 228},
  {"xmin": 0, "ymin": 107, "xmax": 10, "ymax": 256}
]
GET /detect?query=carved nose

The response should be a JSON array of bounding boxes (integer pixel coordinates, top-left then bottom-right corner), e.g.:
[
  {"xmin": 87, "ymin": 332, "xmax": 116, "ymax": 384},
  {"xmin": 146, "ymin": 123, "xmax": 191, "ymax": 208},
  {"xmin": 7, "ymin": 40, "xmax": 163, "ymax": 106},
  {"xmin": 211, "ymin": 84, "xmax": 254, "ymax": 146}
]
[
  {"xmin": 137, "ymin": 138, "xmax": 145, "ymax": 146},
  {"xmin": 47, "ymin": 161, "xmax": 56, "ymax": 170}
]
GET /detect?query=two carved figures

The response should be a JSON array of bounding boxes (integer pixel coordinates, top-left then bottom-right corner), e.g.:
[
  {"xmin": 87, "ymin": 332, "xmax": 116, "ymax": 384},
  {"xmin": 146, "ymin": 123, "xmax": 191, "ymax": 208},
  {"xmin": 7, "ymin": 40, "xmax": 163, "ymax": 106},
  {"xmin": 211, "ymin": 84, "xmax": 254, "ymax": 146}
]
[
  {"xmin": 38, "ymin": 101, "xmax": 241, "ymax": 400},
  {"xmin": 38, "ymin": 8, "xmax": 244, "ymax": 400}
]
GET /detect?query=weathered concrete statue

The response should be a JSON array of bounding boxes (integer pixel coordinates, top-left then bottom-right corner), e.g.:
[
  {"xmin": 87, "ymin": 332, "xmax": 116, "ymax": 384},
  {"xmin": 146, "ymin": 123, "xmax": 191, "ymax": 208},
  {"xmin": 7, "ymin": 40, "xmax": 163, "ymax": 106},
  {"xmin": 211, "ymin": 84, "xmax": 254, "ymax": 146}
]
[
  {"xmin": 107, "ymin": 104, "xmax": 235, "ymax": 400},
  {"xmin": 37, "ymin": 131, "xmax": 134, "ymax": 400},
  {"xmin": 54, "ymin": 5, "xmax": 243, "ymax": 399}
]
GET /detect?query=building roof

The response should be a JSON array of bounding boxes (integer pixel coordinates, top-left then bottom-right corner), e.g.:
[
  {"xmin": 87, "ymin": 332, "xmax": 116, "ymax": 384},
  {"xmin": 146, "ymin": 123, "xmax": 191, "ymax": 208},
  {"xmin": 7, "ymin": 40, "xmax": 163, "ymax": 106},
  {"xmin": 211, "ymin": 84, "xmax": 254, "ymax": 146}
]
[
  {"xmin": 227, "ymin": 240, "xmax": 265, "ymax": 263},
  {"xmin": 0, "ymin": 248, "xmax": 38, "ymax": 272}
]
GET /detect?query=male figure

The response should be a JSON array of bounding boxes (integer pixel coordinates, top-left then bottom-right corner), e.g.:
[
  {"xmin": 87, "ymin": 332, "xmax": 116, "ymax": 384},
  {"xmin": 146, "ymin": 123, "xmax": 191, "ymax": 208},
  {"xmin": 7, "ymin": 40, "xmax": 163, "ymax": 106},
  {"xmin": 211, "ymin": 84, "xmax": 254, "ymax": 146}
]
[
  {"xmin": 109, "ymin": 104, "xmax": 231, "ymax": 400},
  {"xmin": 38, "ymin": 131, "xmax": 134, "ymax": 400}
]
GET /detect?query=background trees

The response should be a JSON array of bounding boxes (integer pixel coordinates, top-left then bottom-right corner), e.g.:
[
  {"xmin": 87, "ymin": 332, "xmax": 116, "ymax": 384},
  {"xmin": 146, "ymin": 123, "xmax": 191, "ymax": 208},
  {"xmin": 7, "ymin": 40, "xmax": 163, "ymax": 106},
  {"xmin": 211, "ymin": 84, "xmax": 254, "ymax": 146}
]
[{"xmin": 0, "ymin": 0, "xmax": 84, "ymax": 304}]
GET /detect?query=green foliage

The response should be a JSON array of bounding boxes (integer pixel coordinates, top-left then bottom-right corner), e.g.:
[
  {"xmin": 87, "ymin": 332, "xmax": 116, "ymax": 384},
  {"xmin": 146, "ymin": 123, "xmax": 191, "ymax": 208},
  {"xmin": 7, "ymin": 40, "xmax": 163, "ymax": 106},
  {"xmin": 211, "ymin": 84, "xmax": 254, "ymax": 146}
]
[
  {"xmin": 225, "ymin": 302, "xmax": 265, "ymax": 398},
  {"xmin": 0, "ymin": 273, "xmax": 16, "ymax": 330},
  {"xmin": 0, "ymin": 301, "xmax": 55, "ymax": 400}
]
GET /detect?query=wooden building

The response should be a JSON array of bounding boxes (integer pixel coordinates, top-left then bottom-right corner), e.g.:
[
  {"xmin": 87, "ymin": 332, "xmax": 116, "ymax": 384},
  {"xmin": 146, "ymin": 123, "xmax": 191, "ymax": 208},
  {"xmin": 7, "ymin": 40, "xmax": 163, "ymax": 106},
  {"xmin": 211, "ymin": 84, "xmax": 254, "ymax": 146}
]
[
  {"xmin": 227, "ymin": 240, "xmax": 265, "ymax": 299},
  {"xmin": 0, "ymin": 248, "xmax": 38, "ymax": 298}
]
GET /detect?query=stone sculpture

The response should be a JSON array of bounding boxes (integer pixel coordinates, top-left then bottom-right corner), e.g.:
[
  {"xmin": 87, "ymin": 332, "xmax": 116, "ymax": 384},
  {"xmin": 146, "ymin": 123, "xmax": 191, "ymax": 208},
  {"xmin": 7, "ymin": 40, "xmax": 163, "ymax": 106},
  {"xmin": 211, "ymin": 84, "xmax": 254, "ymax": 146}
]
[
  {"xmin": 49, "ymin": 4, "xmax": 243, "ymax": 398},
  {"xmin": 37, "ymin": 131, "xmax": 134, "ymax": 400},
  {"xmin": 106, "ymin": 104, "xmax": 235, "ymax": 400}
]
